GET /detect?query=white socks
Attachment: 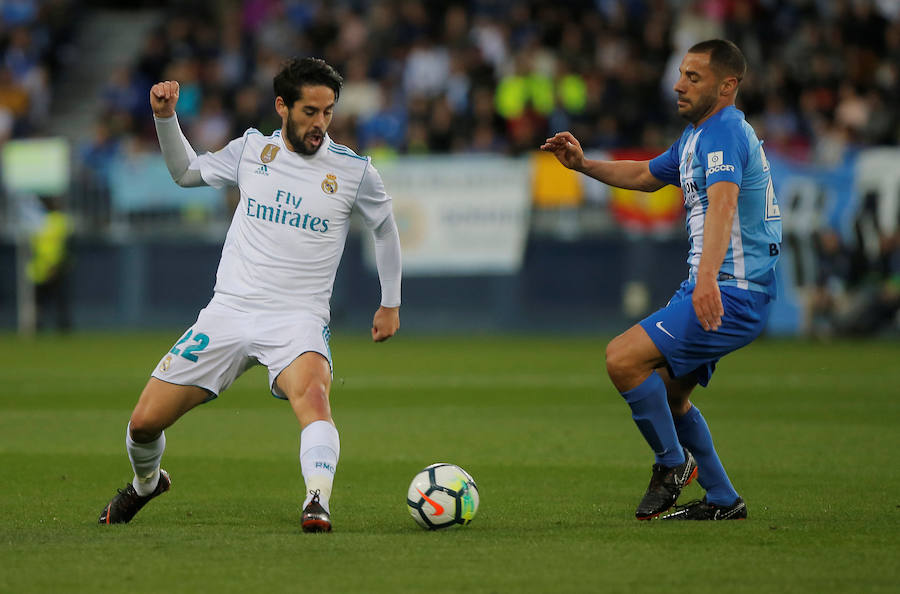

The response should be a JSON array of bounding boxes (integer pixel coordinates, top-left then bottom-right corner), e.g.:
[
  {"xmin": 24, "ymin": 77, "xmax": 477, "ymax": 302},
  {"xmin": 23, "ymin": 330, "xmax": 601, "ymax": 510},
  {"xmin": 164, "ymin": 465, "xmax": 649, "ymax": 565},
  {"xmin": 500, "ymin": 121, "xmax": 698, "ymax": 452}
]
[
  {"xmin": 124, "ymin": 420, "xmax": 339, "ymax": 507},
  {"xmin": 126, "ymin": 424, "xmax": 166, "ymax": 497},
  {"xmin": 300, "ymin": 420, "xmax": 340, "ymax": 511}
]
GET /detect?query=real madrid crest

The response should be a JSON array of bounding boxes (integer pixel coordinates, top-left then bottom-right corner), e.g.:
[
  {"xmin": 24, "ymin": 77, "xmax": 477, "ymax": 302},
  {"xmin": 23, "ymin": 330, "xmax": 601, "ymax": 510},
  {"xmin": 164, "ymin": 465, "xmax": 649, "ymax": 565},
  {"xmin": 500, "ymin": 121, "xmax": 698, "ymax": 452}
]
[
  {"xmin": 321, "ymin": 174, "xmax": 338, "ymax": 194},
  {"xmin": 260, "ymin": 143, "xmax": 280, "ymax": 163},
  {"xmin": 160, "ymin": 354, "xmax": 173, "ymax": 372}
]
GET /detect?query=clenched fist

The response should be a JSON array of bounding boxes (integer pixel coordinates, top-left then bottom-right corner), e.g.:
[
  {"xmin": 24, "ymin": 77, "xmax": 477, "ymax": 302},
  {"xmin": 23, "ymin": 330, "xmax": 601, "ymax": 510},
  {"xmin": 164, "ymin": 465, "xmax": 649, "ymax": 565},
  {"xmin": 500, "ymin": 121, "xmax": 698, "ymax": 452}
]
[
  {"xmin": 150, "ymin": 81, "xmax": 180, "ymax": 118},
  {"xmin": 371, "ymin": 306, "xmax": 399, "ymax": 342}
]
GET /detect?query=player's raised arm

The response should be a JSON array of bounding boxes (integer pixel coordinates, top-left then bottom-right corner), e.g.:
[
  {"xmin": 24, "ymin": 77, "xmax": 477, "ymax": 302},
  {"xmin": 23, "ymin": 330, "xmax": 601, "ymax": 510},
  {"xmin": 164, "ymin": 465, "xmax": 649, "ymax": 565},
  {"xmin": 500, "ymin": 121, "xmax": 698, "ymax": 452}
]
[
  {"xmin": 151, "ymin": 80, "xmax": 207, "ymax": 188},
  {"xmin": 150, "ymin": 80, "xmax": 179, "ymax": 118},
  {"xmin": 541, "ymin": 131, "xmax": 666, "ymax": 193}
]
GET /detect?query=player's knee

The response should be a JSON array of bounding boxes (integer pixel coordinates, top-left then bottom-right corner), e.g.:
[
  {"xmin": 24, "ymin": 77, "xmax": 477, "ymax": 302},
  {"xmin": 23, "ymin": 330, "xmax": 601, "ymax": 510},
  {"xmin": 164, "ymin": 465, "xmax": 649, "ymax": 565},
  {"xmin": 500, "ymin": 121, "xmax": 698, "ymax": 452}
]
[
  {"xmin": 300, "ymin": 382, "xmax": 330, "ymax": 414},
  {"xmin": 128, "ymin": 414, "xmax": 163, "ymax": 443},
  {"xmin": 605, "ymin": 336, "xmax": 629, "ymax": 382},
  {"xmin": 668, "ymin": 395, "xmax": 692, "ymax": 417}
]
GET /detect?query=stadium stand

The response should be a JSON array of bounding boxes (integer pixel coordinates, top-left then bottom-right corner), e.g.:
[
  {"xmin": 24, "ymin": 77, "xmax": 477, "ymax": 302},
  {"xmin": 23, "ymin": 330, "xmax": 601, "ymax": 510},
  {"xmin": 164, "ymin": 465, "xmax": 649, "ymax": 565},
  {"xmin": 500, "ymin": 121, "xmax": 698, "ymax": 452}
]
[{"xmin": 1, "ymin": 0, "xmax": 897, "ymax": 335}]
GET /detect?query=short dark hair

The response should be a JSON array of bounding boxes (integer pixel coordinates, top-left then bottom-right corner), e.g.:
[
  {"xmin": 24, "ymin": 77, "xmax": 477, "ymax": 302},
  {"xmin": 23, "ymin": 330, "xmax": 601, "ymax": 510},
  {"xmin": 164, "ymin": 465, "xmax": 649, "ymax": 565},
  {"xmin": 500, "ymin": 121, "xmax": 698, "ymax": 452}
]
[
  {"xmin": 688, "ymin": 39, "xmax": 747, "ymax": 82},
  {"xmin": 273, "ymin": 57, "xmax": 343, "ymax": 107}
]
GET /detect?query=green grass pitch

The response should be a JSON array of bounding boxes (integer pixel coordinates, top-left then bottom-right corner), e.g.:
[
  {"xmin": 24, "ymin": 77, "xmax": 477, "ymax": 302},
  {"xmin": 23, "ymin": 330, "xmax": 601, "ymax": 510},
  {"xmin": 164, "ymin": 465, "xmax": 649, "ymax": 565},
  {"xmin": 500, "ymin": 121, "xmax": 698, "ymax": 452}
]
[{"xmin": 1, "ymin": 331, "xmax": 898, "ymax": 593}]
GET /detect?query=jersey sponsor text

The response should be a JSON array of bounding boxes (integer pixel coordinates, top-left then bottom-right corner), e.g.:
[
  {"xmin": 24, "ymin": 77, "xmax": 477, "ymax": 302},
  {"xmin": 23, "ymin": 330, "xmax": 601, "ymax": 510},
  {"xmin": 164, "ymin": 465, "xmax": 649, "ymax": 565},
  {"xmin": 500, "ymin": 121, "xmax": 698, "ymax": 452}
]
[
  {"xmin": 247, "ymin": 194, "xmax": 330, "ymax": 233},
  {"xmin": 706, "ymin": 164, "xmax": 735, "ymax": 175}
]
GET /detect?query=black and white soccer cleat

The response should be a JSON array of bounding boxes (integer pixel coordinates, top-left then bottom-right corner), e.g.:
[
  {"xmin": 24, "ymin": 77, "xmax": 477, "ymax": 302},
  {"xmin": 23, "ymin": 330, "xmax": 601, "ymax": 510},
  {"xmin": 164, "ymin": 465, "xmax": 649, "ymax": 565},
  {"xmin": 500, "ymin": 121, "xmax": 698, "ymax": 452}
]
[
  {"xmin": 635, "ymin": 449, "xmax": 698, "ymax": 520},
  {"xmin": 301, "ymin": 489, "xmax": 332, "ymax": 533},
  {"xmin": 662, "ymin": 496, "xmax": 747, "ymax": 520},
  {"xmin": 98, "ymin": 469, "xmax": 171, "ymax": 525}
]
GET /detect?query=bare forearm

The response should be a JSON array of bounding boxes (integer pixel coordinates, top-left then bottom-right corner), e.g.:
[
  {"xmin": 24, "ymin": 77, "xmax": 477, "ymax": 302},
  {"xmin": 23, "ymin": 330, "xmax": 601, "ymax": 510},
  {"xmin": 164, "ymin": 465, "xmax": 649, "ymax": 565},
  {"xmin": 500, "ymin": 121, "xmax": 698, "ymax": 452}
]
[
  {"xmin": 541, "ymin": 132, "xmax": 665, "ymax": 192},
  {"xmin": 697, "ymin": 190, "xmax": 738, "ymax": 281},
  {"xmin": 577, "ymin": 159, "xmax": 665, "ymax": 192}
]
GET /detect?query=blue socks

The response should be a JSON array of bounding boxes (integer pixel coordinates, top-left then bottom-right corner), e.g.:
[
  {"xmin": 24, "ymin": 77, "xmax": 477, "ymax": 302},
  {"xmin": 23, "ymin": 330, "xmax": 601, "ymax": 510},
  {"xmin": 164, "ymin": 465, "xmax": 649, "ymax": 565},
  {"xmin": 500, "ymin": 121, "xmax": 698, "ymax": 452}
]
[
  {"xmin": 673, "ymin": 405, "xmax": 739, "ymax": 506},
  {"xmin": 620, "ymin": 372, "xmax": 685, "ymax": 467},
  {"xmin": 620, "ymin": 374, "xmax": 741, "ymax": 506}
]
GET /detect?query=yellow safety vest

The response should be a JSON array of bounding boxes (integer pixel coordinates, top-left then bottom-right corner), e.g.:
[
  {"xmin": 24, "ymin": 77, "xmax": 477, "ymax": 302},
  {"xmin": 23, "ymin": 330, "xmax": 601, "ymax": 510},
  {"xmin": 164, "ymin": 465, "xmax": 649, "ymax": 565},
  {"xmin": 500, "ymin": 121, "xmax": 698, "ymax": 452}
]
[{"xmin": 27, "ymin": 211, "xmax": 69, "ymax": 283}]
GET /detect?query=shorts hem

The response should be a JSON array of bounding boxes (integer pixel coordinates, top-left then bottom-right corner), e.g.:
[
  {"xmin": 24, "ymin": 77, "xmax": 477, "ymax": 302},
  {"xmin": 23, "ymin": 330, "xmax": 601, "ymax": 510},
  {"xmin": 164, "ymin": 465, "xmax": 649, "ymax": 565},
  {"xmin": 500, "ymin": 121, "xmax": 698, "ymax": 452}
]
[
  {"xmin": 150, "ymin": 373, "xmax": 219, "ymax": 401},
  {"xmin": 637, "ymin": 318, "xmax": 712, "ymax": 387}
]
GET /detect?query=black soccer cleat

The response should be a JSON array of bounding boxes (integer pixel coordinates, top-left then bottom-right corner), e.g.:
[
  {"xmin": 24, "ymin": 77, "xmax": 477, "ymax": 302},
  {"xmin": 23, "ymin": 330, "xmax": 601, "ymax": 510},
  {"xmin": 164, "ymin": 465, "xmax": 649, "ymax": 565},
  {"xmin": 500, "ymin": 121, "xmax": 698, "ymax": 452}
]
[
  {"xmin": 98, "ymin": 469, "xmax": 171, "ymax": 525},
  {"xmin": 635, "ymin": 449, "xmax": 698, "ymax": 520},
  {"xmin": 662, "ymin": 496, "xmax": 747, "ymax": 521},
  {"xmin": 301, "ymin": 489, "xmax": 332, "ymax": 533}
]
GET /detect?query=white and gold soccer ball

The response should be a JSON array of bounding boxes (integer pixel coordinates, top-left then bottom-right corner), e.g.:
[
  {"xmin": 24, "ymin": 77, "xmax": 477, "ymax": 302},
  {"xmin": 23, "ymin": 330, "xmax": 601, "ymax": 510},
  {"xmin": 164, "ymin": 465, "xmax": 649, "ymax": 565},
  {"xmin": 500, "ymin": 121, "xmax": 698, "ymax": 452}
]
[{"xmin": 406, "ymin": 463, "xmax": 479, "ymax": 529}]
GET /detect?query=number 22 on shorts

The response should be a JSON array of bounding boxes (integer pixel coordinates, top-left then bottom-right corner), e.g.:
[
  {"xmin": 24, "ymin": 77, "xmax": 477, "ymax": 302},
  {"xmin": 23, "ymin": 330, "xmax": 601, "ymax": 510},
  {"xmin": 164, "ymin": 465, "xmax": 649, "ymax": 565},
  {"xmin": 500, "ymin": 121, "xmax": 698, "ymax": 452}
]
[{"xmin": 170, "ymin": 329, "xmax": 210, "ymax": 362}]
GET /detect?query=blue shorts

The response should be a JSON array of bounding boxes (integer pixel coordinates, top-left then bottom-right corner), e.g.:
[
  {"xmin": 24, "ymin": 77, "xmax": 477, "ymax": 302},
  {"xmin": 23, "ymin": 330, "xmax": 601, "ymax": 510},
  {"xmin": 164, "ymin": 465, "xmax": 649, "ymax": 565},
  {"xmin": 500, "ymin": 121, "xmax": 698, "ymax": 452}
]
[{"xmin": 638, "ymin": 280, "xmax": 771, "ymax": 387}]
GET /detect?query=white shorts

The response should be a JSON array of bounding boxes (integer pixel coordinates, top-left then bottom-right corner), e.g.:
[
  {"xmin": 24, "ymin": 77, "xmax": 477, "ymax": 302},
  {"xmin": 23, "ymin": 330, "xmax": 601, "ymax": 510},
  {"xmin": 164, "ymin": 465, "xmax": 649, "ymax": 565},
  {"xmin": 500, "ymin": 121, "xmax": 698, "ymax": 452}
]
[{"xmin": 150, "ymin": 298, "xmax": 332, "ymax": 400}]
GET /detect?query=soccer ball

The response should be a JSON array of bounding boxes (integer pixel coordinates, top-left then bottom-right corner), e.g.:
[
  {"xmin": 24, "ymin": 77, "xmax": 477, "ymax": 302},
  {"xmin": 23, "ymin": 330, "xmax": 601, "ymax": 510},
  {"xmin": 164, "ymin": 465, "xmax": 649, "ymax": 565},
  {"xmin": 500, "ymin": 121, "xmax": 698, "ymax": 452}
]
[{"xmin": 406, "ymin": 463, "xmax": 479, "ymax": 529}]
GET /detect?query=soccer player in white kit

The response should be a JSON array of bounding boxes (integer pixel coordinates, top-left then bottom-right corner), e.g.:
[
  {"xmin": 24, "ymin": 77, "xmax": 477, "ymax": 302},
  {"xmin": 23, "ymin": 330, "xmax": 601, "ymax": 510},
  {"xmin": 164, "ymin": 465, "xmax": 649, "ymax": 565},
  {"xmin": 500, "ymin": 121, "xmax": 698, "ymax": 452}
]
[{"xmin": 98, "ymin": 58, "xmax": 402, "ymax": 532}]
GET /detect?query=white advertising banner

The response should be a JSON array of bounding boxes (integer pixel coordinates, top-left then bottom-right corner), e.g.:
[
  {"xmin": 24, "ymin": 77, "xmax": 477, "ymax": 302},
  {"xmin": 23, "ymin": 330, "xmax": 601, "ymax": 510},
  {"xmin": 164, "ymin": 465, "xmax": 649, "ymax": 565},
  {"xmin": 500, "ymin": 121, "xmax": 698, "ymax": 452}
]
[{"xmin": 370, "ymin": 156, "xmax": 531, "ymax": 275}]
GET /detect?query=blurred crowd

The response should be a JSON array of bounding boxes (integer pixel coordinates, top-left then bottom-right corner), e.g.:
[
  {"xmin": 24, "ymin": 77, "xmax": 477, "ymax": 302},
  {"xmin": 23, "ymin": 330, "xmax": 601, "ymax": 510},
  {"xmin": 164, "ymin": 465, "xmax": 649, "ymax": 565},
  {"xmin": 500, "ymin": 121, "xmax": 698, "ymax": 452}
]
[
  {"xmin": 2, "ymin": 0, "xmax": 898, "ymax": 335},
  {"xmin": 0, "ymin": 0, "xmax": 76, "ymax": 142},
  {"xmin": 72, "ymin": 0, "xmax": 900, "ymax": 161},
  {"xmin": 0, "ymin": 0, "xmax": 896, "ymax": 159}
]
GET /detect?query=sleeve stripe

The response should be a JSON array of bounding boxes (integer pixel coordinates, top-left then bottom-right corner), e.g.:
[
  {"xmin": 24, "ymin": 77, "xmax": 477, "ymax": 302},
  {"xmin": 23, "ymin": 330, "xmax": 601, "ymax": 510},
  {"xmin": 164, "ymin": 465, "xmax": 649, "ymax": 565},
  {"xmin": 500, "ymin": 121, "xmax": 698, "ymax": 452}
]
[
  {"xmin": 352, "ymin": 158, "xmax": 370, "ymax": 206},
  {"xmin": 327, "ymin": 145, "xmax": 368, "ymax": 161}
]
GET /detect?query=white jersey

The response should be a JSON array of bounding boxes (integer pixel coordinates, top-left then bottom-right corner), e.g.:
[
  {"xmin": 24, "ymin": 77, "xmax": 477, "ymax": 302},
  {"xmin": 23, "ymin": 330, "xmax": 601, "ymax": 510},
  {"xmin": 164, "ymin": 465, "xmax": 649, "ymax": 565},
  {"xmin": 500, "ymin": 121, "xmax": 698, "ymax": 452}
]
[{"xmin": 195, "ymin": 130, "xmax": 393, "ymax": 321}]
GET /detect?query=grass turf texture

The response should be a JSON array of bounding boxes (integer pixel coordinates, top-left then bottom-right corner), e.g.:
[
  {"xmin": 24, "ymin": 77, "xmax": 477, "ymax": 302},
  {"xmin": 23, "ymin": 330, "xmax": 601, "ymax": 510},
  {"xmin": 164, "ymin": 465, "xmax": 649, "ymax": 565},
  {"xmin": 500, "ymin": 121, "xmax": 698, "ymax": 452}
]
[{"xmin": 1, "ymin": 332, "xmax": 898, "ymax": 593}]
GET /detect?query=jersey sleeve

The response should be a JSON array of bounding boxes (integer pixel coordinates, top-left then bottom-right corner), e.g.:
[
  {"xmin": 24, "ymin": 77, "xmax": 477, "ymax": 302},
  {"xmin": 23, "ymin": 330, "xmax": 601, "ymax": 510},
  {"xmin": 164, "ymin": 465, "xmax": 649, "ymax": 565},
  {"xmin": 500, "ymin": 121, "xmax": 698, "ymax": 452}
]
[
  {"xmin": 356, "ymin": 159, "xmax": 401, "ymax": 307},
  {"xmin": 648, "ymin": 140, "xmax": 681, "ymax": 186},
  {"xmin": 696, "ymin": 122, "xmax": 748, "ymax": 188},
  {"xmin": 355, "ymin": 159, "xmax": 393, "ymax": 229},
  {"xmin": 193, "ymin": 134, "xmax": 248, "ymax": 188}
]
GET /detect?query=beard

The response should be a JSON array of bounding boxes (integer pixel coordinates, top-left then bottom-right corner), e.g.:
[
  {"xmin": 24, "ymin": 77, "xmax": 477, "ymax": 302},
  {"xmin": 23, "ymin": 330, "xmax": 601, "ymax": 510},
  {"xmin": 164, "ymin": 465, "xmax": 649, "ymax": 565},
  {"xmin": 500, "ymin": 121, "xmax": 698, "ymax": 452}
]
[
  {"xmin": 677, "ymin": 92, "xmax": 718, "ymax": 124},
  {"xmin": 285, "ymin": 111, "xmax": 324, "ymax": 155}
]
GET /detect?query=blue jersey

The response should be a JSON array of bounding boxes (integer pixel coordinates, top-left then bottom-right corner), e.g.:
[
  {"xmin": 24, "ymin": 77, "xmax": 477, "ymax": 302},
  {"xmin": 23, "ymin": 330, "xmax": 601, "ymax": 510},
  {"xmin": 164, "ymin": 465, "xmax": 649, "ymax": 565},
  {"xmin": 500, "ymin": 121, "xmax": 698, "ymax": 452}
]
[{"xmin": 649, "ymin": 106, "xmax": 782, "ymax": 297}]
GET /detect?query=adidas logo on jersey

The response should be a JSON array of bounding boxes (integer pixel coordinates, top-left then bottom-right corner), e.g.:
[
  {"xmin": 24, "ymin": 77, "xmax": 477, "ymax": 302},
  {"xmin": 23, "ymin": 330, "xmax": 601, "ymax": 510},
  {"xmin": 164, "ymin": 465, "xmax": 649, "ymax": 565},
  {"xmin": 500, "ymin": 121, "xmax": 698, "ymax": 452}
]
[{"xmin": 254, "ymin": 164, "xmax": 269, "ymax": 176}]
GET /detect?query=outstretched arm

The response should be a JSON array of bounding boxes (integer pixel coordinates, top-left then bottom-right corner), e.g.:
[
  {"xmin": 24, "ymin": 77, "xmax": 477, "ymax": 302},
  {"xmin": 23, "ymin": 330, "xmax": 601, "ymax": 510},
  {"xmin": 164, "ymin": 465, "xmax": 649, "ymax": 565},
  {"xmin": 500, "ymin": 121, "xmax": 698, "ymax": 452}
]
[
  {"xmin": 150, "ymin": 81, "xmax": 206, "ymax": 187},
  {"xmin": 540, "ymin": 131, "xmax": 666, "ymax": 192}
]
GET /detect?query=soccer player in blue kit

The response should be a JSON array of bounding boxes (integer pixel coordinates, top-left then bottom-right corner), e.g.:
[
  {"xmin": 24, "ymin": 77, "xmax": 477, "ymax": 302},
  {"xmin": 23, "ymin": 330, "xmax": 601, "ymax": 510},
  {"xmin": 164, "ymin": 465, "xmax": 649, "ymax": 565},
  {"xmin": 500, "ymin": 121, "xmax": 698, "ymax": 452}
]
[{"xmin": 542, "ymin": 39, "xmax": 781, "ymax": 520}]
